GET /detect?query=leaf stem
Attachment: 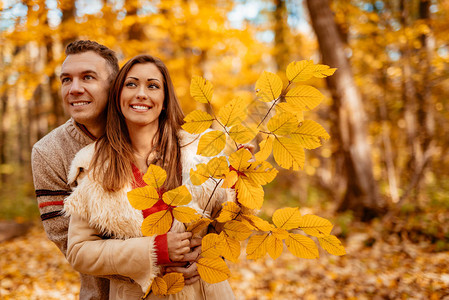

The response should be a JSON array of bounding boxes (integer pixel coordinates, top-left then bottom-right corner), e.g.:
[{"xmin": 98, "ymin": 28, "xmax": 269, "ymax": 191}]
[
  {"xmin": 256, "ymin": 80, "xmax": 294, "ymax": 129},
  {"xmin": 215, "ymin": 118, "xmax": 239, "ymax": 150},
  {"xmin": 259, "ymin": 130, "xmax": 273, "ymax": 135},
  {"xmin": 205, "ymin": 100, "xmax": 239, "ymax": 151},
  {"xmin": 202, "ymin": 179, "xmax": 223, "ymax": 215},
  {"xmin": 257, "ymin": 99, "xmax": 280, "ymax": 128}
]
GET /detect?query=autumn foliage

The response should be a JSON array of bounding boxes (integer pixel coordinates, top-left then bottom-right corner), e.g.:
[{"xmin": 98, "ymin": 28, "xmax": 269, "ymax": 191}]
[{"xmin": 127, "ymin": 60, "xmax": 345, "ymax": 296}]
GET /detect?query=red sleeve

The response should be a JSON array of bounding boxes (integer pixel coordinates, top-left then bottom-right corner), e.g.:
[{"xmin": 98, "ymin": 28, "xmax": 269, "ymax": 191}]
[{"xmin": 154, "ymin": 234, "xmax": 171, "ymax": 265}]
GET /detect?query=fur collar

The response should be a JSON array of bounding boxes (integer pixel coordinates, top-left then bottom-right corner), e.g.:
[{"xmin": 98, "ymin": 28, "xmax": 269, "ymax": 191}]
[{"xmin": 63, "ymin": 130, "xmax": 232, "ymax": 239}]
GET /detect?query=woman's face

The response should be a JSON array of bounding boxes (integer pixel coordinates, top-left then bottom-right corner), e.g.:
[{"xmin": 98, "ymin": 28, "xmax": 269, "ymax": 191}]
[{"xmin": 120, "ymin": 63, "xmax": 165, "ymax": 129}]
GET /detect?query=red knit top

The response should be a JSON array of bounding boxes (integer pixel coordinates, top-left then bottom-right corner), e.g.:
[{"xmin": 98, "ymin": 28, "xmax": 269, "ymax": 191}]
[{"xmin": 131, "ymin": 164, "xmax": 172, "ymax": 265}]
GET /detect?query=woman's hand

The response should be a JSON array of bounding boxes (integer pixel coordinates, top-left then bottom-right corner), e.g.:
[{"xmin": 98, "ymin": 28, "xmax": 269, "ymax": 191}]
[
  {"xmin": 166, "ymin": 232, "xmax": 192, "ymax": 261},
  {"xmin": 165, "ymin": 237, "xmax": 203, "ymax": 285},
  {"xmin": 166, "ymin": 262, "xmax": 200, "ymax": 285}
]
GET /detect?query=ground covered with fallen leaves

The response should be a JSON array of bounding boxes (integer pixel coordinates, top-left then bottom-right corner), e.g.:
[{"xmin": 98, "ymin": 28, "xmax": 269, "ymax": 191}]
[{"xmin": 1, "ymin": 220, "xmax": 449, "ymax": 299}]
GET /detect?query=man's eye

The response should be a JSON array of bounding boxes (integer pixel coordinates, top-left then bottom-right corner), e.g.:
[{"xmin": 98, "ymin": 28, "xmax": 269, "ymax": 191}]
[
  {"xmin": 61, "ymin": 77, "xmax": 71, "ymax": 83},
  {"xmin": 84, "ymin": 75, "xmax": 94, "ymax": 80}
]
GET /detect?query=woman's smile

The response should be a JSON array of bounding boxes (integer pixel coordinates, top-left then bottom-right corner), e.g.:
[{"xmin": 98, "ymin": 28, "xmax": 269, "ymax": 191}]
[{"xmin": 130, "ymin": 103, "xmax": 152, "ymax": 111}]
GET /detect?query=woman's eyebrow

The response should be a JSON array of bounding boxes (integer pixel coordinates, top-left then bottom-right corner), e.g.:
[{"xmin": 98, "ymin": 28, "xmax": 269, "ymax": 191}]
[{"xmin": 147, "ymin": 78, "xmax": 161, "ymax": 82}]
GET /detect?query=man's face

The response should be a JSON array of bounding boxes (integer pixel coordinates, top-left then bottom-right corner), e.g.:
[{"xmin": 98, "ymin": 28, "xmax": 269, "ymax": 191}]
[{"xmin": 60, "ymin": 51, "xmax": 111, "ymax": 126}]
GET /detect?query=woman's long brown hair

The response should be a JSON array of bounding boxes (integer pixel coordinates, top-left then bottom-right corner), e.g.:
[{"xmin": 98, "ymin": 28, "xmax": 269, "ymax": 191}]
[{"xmin": 90, "ymin": 55, "xmax": 185, "ymax": 192}]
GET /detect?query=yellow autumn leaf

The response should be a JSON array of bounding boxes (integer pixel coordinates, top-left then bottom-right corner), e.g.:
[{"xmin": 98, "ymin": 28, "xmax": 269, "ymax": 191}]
[
  {"xmin": 272, "ymin": 137, "xmax": 305, "ymax": 170},
  {"xmin": 229, "ymin": 148, "xmax": 252, "ymax": 171},
  {"xmin": 290, "ymin": 120, "xmax": 330, "ymax": 149},
  {"xmin": 216, "ymin": 201, "xmax": 241, "ymax": 223},
  {"xmin": 255, "ymin": 71, "xmax": 283, "ymax": 102},
  {"xmin": 241, "ymin": 214, "xmax": 275, "ymax": 231},
  {"xmin": 284, "ymin": 85, "xmax": 324, "ymax": 111},
  {"xmin": 172, "ymin": 206, "xmax": 201, "ymax": 223},
  {"xmin": 197, "ymin": 257, "xmax": 230, "ymax": 284},
  {"xmin": 162, "ymin": 185, "xmax": 192, "ymax": 206},
  {"xmin": 276, "ymin": 102, "xmax": 304, "ymax": 123},
  {"xmin": 223, "ymin": 220, "xmax": 252, "ymax": 241},
  {"xmin": 244, "ymin": 160, "xmax": 278, "ymax": 185},
  {"xmin": 143, "ymin": 283, "xmax": 152, "ymax": 298},
  {"xmin": 267, "ymin": 112, "xmax": 298, "ymax": 136},
  {"xmin": 235, "ymin": 177, "xmax": 264, "ymax": 209},
  {"xmin": 190, "ymin": 163, "xmax": 210, "ymax": 185},
  {"xmin": 318, "ymin": 235, "xmax": 346, "ymax": 256},
  {"xmin": 286, "ymin": 60, "xmax": 316, "ymax": 82},
  {"xmin": 207, "ymin": 156, "xmax": 229, "ymax": 179},
  {"xmin": 271, "ymin": 227, "xmax": 289, "ymax": 240},
  {"xmin": 272, "ymin": 207, "xmax": 302, "ymax": 230},
  {"xmin": 197, "ymin": 130, "xmax": 226, "ymax": 157},
  {"xmin": 164, "ymin": 273, "xmax": 185, "ymax": 295},
  {"xmin": 217, "ymin": 97, "xmax": 247, "ymax": 127},
  {"xmin": 229, "ymin": 124, "xmax": 257, "ymax": 144},
  {"xmin": 141, "ymin": 210, "xmax": 172, "ymax": 236},
  {"xmin": 143, "ymin": 164, "xmax": 167, "ymax": 188},
  {"xmin": 219, "ymin": 232, "xmax": 241, "ymax": 262},
  {"xmin": 313, "ymin": 64, "xmax": 337, "ymax": 78},
  {"xmin": 254, "ymin": 134, "xmax": 274, "ymax": 161},
  {"xmin": 186, "ymin": 218, "xmax": 213, "ymax": 235},
  {"xmin": 127, "ymin": 185, "xmax": 159, "ymax": 210},
  {"xmin": 246, "ymin": 233, "xmax": 269, "ymax": 260},
  {"xmin": 267, "ymin": 234, "xmax": 284, "ymax": 260},
  {"xmin": 221, "ymin": 170, "xmax": 238, "ymax": 188},
  {"xmin": 151, "ymin": 276, "xmax": 167, "ymax": 296},
  {"xmin": 201, "ymin": 233, "xmax": 224, "ymax": 259},
  {"xmin": 286, "ymin": 233, "xmax": 319, "ymax": 259},
  {"xmin": 297, "ymin": 214, "xmax": 333, "ymax": 237},
  {"xmin": 190, "ymin": 75, "xmax": 213, "ymax": 104},
  {"xmin": 182, "ymin": 110, "xmax": 214, "ymax": 134}
]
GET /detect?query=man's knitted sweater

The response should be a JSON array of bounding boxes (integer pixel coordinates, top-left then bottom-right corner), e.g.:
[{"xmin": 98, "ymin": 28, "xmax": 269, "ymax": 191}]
[{"xmin": 31, "ymin": 118, "xmax": 109, "ymax": 300}]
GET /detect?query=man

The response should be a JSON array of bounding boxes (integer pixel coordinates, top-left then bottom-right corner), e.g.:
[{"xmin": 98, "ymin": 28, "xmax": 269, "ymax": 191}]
[
  {"xmin": 31, "ymin": 40, "xmax": 119, "ymax": 299},
  {"xmin": 32, "ymin": 40, "xmax": 200, "ymax": 299}
]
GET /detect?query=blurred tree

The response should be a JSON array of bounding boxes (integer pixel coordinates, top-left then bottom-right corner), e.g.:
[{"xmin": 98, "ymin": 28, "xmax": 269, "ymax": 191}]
[
  {"xmin": 330, "ymin": 0, "xmax": 444, "ymax": 210},
  {"xmin": 397, "ymin": 0, "xmax": 436, "ymax": 204},
  {"xmin": 273, "ymin": 0, "xmax": 289, "ymax": 71},
  {"xmin": 307, "ymin": 0, "xmax": 384, "ymax": 220}
]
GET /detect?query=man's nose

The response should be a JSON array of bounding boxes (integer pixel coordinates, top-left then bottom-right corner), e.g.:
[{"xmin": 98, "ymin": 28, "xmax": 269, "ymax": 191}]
[{"xmin": 69, "ymin": 78, "xmax": 84, "ymax": 95}]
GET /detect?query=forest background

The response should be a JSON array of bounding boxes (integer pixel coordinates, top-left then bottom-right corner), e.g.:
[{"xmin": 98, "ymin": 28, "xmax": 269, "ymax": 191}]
[{"xmin": 1, "ymin": 0, "xmax": 449, "ymax": 299}]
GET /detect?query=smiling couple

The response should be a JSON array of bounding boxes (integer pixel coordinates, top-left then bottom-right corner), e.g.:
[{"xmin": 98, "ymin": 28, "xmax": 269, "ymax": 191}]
[{"xmin": 32, "ymin": 40, "xmax": 235, "ymax": 300}]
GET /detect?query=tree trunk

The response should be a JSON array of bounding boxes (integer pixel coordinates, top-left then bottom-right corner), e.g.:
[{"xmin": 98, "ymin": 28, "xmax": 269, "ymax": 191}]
[
  {"xmin": 399, "ymin": 0, "xmax": 421, "ymax": 182},
  {"xmin": 273, "ymin": 0, "xmax": 289, "ymax": 71},
  {"xmin": 380, "ymin": 70, "xmax": 399, "ymax": 203},
  {"xmin": 0, "ymin": 45, "xmax": 7, "ymax": 169},
  {"xmin": 418, "ymin": 0, "xmax": 435, "ymax": 151},
  {"xmin": 306, "ymin": 0, "xmax": 384, "ymax": 220},
  {"xmin": 397, "ymin": 0, "xmax": 435, "ymax": 204}
]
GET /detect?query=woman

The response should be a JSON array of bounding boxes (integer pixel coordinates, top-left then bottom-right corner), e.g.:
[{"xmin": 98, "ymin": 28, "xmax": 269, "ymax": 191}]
[{"xmin": 63, "ymin": 55, "xmax": 235, "ymax": 299}]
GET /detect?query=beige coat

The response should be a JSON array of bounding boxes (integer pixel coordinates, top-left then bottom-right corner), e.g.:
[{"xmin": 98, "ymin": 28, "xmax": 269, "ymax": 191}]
[{"xmin": 64, "ymin": 130, "xmax": 235, "ymax": 300}]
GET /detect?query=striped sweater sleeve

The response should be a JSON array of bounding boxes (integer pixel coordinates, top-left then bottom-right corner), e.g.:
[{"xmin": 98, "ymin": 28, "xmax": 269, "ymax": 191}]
[{"xmin": 31, "ymin": 146, "xmax": 71, "ymax": 256}]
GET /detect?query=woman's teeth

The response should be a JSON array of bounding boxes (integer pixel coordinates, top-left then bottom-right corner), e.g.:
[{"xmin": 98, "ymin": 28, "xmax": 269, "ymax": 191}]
[{"xmin": 131, "ymin": 105, "xmax": 150, "ymax": 110}]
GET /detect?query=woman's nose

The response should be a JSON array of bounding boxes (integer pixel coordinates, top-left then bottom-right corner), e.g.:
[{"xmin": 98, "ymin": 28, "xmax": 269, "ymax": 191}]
[{"xmin": 136, "ymin": 87, "xmax": 148, "ymax": 100}]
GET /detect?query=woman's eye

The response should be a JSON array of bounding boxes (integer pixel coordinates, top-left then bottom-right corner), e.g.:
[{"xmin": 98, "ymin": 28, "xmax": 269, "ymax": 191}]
[
  {"xmin": 125, "ymin": 82, "xmax": 136, "ymax": 87},
  {"xmin": 148, "ymin": 83, "xmax": 159, "ymax": 89}
]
